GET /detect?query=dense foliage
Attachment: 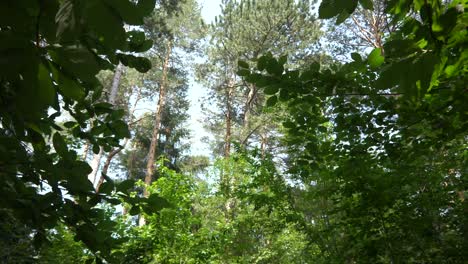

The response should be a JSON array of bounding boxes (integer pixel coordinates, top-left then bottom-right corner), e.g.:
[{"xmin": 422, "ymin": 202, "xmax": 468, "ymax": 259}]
[{"xmin": 1, "ymin": 0, "xmax": 466, "ymax": 263}]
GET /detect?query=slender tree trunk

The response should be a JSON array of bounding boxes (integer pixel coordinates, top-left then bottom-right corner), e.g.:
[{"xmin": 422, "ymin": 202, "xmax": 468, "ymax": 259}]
[
  {"xmin": 82, "ymin": 141, "xmax": 90, "ymax": 160},
  {"xmin": 241, "ymin": 84, "xmax": 257, "ymax": 147},
  {"xmin": 88, "ymin": 148, "xmax": 104, "ymax": 185},
  {"xmin": 96, "ymin": 82, "xmax": 143, "ymax": 192},
  {"xmin": 108, "ymin": 63, "xmax": 123, "ymax": 105},
  {"xmin": 87, "ymin": 63, "xmax": 124, "ymax": 185},
  {"xmin": 96, "ymin": 139, "xmax": 128, "ymax": 191},
  {"xmin": 224, "ymin": 78, "xmax": 234, "ymax": 158},
  {"xmin": 140, "ymin": 41, "xmax": 172, "ymax": 226}
]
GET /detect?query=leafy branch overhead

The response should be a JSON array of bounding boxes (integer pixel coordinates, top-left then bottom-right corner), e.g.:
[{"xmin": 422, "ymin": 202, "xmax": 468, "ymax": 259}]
[
  {"xmin": 1, "ymin": 0, "xmax": 467, "ymax": 263},
  {"xmin": 0, "ymin": 0, "xmax": 169, "ymax": 261}
]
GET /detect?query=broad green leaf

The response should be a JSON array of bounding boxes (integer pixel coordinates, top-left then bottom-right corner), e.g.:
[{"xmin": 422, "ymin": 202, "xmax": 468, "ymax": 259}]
[
  {"xmin": 351, "ymin": 52, "xmax": 362, "ymax": 62},
  {"xmin": 144, "ymin": 194, "xmax": 171, "ymax": 214},
  {"xmin": 63, "ymin": 121, "xmax": 77, "ymax": 128},
  {"xmin": 266, "ymin": 96, "xmax": 278, "ymax": 107},
  {"xmin": 279, "ymin": 89, "xmax": 290, "ymax": 101},
  {"xmin": 37, "ymin": 63, "xmax": 55, "ymax": 108},
  {"xmin": 384, "ymin": 39, "xmax": 419, "ymax": 57},
  {"xmin": 359, "ymin": 0, "xmax": 374, "ymax": 10},
  {"xmin": 257, "ymin": 56, "xmax": 268, "ymax": 71},
  {"xmin": 53, "ymin": 133, "xmax": 68, "ymax": 156},
  {"xmin": 110, "ymin": 120, "xmax": 130, "ymax": 138},
  {"xmin": 99, "ymin": 181, "xmax": 114, "ymax": 195},
  {"xmin": 116, "ymin": 179, "xmax": 135, "ymax": 193},
  {"xmin": 85, "ymin": 0, "xmax": 126, "ymax": 49},
  {"xmin": 278, "ymin": 55, "xmax": 288, "ymax": 65},
  {"xmin": 117, "ymin": 54, "xmax": 151, "ymax": 73},
  {"xmin": 335, "ymin": 11, "xmax": 351, "ymax": 25},
  {"xmin": 368, "ymin": 48, "xmax": 384, "ymax": 68},
  {"xmin": 237, "ymin": 68, "xmax": 250, "ymax": 76},
  {"xmin": 319, "ymin": 0, "xmax": 341, "ymax": 19},
  {"xmin": 93, "ymin": 144, "xmax": 101, "ymax": 154},
  {"xmin": 282, "ymin": 121, "xmax": 295, "ymax": 129},
  {"xmin": 94, "ymin": 102, "xmax": 114, "ymax": 114},
  {"xmin": 135, "ymin": 0, "xmax": 156, "ymax": 17},
  {"xmin": 50, "ymin": 65, "xmax": 85, "ymax": 100},
  {"xmin": 50, "ymin": 47, "xmax": 100, "ymax": 81},
  {"xmin": 265, "ymin": 58, "xmax": 283, "ymax": 76},
  {"xmin": 238, "ymin": 60, "xmax": 249, "ymax": 69},
  {"xmin": 129, "ymin": 206, "xmax": 140, "ymax": 216},
  {"xmin": 264, "ymin": 85, "xmax": 279, "ymax": 95},
  {"xmin": 344, "ymin": 0, "xmax": 358, "ymax": 13},
  {"xmin": 126, "ymin": 30, "xmax": 153, "ymax": 52},
  {"xmin": 104, "ymin": 0, "xmax": 156, "ymax": 25}
]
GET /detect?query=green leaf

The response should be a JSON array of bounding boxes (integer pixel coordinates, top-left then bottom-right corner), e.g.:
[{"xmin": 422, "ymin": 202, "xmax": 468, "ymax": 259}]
[
  {"xmin": 53, "ymin": 133, "xmax": 68, "ymax": 156},
  {"xmin": 359, "ymin": 0, "xmax": 374, "ymax": 10},
  {"xmin": 126, "ymin": 30, "xmax": 153, "ymax": 52},
  {"xmin": 110, "ymin": 120, "xmax": 130, "ymax": 138},
  {"xmin": 264, "ymin": 85, "xmax": 279, "ymax": 95},
  {"xmin": 279, "ymin": 89, "xmax": 290, "ymax": 101},
  {"xmin": 143, "ymin": 194, "xmax": 171, "ymax": 214},
  {"xmin": 63, "ymin": 121, "xmax": 77, "ymax": 128},
  {"xmin": 37, "ymin": 63, "xmax": 55, "ymax": 108},
  {"xmin": 237, "ymin": 68, "xmax": 250, "ymax": 77},
  {"xmin": 257, "ymin": 56, "xmax": 268, "ymax": 71},
  {"xmin": 99, "ymin": 181, "xmax": 114, "ymax": 195},
  {"xmin": 135, "ymin": 0, "xmax": 156, "ymax": 17},
  {"xmin": 351, "ymin": 52, "xmax": 362, "ymax": 62},
  {"xmin": 282, "ymin": 121, "xmax": 295, "ymax": 129},
  {"xmin": 319, "ymin": 0, "xmax": 341, "ymax": 19},
  {"xmin": 104, "ymin": 0, "xmax": 156, "ymax": 25},
  {"xmin": 383, "ymin": 39, "xmax": 419, "ymax": 58},
  {"xmin": 50, "ymin": 65, "xmax": 85, "ymax": 101},
  {"xmin": 335, "ymin": 11, "xmax": 351, "ymax": 25},
  {"xmin": 84, "ymin": 0, "xmax": 126, "ymax": 49},
  {"xmin": 278, "ymin": 55, "xmax": 288, "ymax": 65},
  {"xmin": 265, "ymin": 58, "xmax": 283, "ymax": 76},
  {"xmin": 238, "ymin": 60, "xmax": 249, "ymax": 69},
  {"xmin": 117, "ymin": 54, "xmax": 151, "ymax": 73},
  {"xmin": 444, "ymin": 65, "xmax": 456, "ymax": 77},
  {"xmin": 50, "ymin": 46, "xmax": 100, "ymax": 82},
  {"xmin": 266, "ymin": 96, "xmax": 278, "ymax": 107},
  {"xmin": 368, "ymin": 48, "xmax": 384, "ymax": 68},
  {"xmin": 94, "ymin": 102, "xmax": 114, "ymax": 114},
  {"xmin": 344, "ymin": 0, "xmax": 358, "ymax": 13},
  {"xmin": 129, "ymin": 206, "xmax": 140, "ymax": 216},
  {"xmin": 116, "ymin": 179, "xmax": 135, "ymax": 193},
  {"xmin": 93, "ymin": 144, "xmax": 101, "ymax": 154}
]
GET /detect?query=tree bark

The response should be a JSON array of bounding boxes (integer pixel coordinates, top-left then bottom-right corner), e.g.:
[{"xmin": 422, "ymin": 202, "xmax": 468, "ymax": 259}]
[
  {"xmin": 82, "ymin": 141, "xmax": 90, "ymax": 161},
  {"xmin": 241, "ymin": 84, "xmax": 257, "ymax": 147},
  {"xmin": 87, "ymin": 63, "xmax": 124, "ymax": 186},
  {"xmin": 96, "ymin": 82, "xmax": 143, "ymax": 192},
  {"xmin": 140, "ymin": 41, "xmax": 172, "ymax": 226},
  {"xmin": 224, "ymin": 78, "xmax": 235, "ymax": 158}
]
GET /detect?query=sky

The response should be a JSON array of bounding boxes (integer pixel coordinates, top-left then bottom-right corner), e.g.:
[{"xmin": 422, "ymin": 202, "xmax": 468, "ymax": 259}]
[{"xmin": 184, "ymin": 0, "xmax": 221, "ymax": 157}]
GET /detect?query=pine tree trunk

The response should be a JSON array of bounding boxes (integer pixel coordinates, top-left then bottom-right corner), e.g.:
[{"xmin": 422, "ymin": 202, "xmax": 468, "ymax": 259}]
[
  {"xmin": 224, "ymin": 78, "xmax": 234, "ymax": 158},
  {"xmin": 241, "ymin": 84, "xmax": 256, "ymax": 146},
  {"xmin": 87, "ymin": 63, "xmax": 124, "ymax": 186},
  {"xmin": 140, "ymin": 41, "xmax": 172, "ymax": 226},
  {"xmin": 88, "ymin": 148, "xmax": 103, "ymax": 185},
  {"xmin": 95, "ymin": 81, "xmax": 143, "ymax": 192},
  {"xmin": 95, "ymin": 139, "xmax": 128, "ymax": 191},
  {"xmin": 82, "ymin": 141, "xmax": 90, "ymax": 160}
]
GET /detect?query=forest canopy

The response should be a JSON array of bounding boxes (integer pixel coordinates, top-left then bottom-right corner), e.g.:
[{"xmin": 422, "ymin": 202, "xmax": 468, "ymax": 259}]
[{"xmin": 0, "ymin": 0, "xmax": 466, "ymax": 263}]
